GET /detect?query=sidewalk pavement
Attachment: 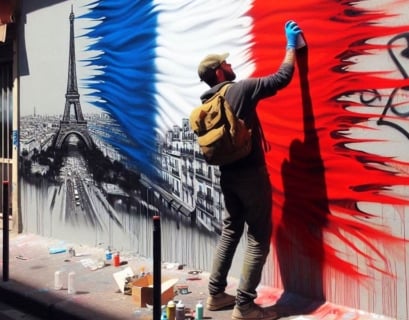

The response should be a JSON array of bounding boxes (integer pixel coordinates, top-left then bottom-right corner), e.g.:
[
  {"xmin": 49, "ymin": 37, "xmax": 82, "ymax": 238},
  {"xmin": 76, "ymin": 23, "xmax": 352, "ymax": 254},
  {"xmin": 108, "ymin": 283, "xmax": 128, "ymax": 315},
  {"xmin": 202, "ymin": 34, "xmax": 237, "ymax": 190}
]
[
  {"xmin": 0, "ymin": 232, "xmax": 394, "ymax": 320},
  {"xmin": 0, "ymin": 300, "xmax": 42, "ymax": 320}
]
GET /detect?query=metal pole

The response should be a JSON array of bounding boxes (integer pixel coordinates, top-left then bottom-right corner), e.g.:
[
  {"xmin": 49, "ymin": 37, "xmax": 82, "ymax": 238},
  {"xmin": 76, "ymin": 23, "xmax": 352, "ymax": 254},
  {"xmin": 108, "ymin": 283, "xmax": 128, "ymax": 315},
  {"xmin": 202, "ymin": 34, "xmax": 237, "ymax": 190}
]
[
  {"xmin": 153, "ymin": 215, "xmax": 161, "ymax": 320},
  {"xmin": 3, "ymin": 181, "xmax": 9, "ymax": 281}
]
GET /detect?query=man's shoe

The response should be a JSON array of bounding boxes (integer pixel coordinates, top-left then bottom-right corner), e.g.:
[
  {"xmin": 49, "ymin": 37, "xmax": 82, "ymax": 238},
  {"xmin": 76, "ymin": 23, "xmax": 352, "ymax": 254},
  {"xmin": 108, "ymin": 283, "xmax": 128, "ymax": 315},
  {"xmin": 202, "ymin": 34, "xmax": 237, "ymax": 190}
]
[
  {"xmin": 231, "ymin": 302, "xmax": 278, "ymax": 320},
  {"xmin": 206, "ymin": 292, "xmax": 236, "ymax": 311}
]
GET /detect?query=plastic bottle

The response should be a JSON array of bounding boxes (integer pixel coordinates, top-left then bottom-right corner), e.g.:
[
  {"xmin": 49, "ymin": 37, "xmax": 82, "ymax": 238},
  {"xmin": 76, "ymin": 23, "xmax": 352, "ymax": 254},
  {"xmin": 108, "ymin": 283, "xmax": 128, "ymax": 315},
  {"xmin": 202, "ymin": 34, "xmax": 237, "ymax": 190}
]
[
  {"xmin": 167, "ymin": 300, "xmax": 176, "ymax": 320},
  {"xmin": 67, "ymin": 271, "xmax": 76, "ymax": 294},
  {"xmin": 175, "ymin": 300, "xmax": 185, "ymax": 320},
  {"xmin": 195, "ymin": 300, "xmax": 203, "ymax": 320}
]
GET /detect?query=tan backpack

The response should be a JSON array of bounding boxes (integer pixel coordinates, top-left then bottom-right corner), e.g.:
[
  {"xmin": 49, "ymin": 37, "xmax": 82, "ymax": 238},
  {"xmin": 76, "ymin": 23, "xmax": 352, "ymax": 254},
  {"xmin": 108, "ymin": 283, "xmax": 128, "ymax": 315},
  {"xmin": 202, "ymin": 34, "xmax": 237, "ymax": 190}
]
[{"xmin": 189, "ymin": 84, "xmax": 252, "ymax": 166}]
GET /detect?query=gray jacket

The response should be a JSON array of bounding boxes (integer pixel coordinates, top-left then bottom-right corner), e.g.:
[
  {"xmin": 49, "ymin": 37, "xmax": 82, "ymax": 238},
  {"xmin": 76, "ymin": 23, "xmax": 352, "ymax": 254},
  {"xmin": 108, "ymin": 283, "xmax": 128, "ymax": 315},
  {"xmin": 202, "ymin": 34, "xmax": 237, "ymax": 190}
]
[{"xmin": 200, "ymin": 62, "xmax": 294, "ymax": 171}]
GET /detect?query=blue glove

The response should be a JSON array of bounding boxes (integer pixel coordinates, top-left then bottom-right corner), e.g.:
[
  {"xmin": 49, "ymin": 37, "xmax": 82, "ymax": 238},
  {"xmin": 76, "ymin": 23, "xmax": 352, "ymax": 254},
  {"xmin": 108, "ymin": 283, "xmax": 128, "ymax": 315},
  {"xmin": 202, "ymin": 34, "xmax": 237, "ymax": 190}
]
[{"xmin": 285, "ymin": 20, "xmax": 301, "ymax": 49}]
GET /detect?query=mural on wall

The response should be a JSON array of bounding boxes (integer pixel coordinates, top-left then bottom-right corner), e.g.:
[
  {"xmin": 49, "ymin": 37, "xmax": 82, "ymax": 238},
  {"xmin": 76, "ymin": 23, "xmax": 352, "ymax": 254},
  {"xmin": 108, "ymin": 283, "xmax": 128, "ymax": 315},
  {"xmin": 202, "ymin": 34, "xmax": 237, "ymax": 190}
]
[{"xmin": 19, "ymin": 0, "xmax": 409, "ymax": 317}]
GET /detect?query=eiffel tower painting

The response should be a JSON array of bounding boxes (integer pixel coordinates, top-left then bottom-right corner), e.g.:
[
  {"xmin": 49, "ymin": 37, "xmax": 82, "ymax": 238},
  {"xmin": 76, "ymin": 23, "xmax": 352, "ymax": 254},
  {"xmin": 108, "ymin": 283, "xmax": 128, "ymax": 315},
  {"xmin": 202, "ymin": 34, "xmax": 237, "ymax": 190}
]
[{"xmin": 54, "ymin": 6, "xmax": 94, "ymax": 150}]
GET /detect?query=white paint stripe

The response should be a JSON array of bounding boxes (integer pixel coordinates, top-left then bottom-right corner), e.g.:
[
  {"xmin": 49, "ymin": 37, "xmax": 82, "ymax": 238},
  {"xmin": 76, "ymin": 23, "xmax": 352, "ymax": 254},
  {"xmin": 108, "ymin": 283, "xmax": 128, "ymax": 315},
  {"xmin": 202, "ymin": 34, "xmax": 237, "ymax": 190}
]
[{"xmin": 153, "ymin": 0, "xmax": 255, "ymax": 135}]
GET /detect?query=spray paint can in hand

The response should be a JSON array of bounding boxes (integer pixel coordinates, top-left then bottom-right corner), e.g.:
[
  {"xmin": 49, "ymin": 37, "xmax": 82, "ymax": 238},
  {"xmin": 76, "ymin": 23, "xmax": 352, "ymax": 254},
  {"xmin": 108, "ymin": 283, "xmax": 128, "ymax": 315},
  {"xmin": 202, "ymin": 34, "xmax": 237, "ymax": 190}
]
[
  {"xmin": 296, "ymin": 33, "xmax": 306, "ymax": 49},
  {"xmin": 175, "ymin": 300, "xmax": 185, "ymax": 320},
  {"xmin": 195, "ymin": 300, "xmax": 203, "ymax": 320}
]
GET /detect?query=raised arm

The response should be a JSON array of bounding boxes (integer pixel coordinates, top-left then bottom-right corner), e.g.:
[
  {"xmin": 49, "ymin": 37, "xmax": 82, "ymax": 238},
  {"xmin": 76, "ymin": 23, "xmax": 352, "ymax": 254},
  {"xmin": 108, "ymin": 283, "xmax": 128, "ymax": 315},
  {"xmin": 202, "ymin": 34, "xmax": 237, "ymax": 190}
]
[{"xmin": 282, "ymin": 20, "xmax": 302, "ymax": 66}]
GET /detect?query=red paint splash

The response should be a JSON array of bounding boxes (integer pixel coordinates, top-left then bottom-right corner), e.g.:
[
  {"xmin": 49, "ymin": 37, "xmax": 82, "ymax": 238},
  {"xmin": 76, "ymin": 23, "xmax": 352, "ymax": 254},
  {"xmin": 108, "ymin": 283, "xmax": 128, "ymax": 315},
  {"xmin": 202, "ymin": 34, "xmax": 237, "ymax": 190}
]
[{"xmin": 249, "ymin": 0, "xmax": 409, "ymax": 299}]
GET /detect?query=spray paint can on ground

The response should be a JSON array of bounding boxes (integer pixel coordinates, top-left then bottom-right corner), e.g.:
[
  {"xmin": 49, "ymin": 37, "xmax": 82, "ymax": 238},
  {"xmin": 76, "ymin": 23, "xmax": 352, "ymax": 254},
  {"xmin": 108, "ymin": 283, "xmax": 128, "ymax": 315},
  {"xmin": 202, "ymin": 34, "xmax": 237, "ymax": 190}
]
[
  {"xmin": 195, "ymin": 300, "xmax": 203, "ymax": 320},
  {"xmin": 113, "ymin": 252, "xmax": 120, "ymax": 267},
  {"xmin": 54, "ymin": 270, "xmax": 64, "ymax": 290},
  {"xmin": 175, "ymin": 300, "xmax": 185, "ymax": 320},
  {"xmin": 105, "ymin": 247, "xmax": 112, "ymax": 261},
  {"xmin": 161, "ymin": 310, "xmax": 168, "ymax": 320},
  {"xmin": 167, "ymin": 300, "xmax": 176, "ymax": 320},
  {"xmin": 68, "ymin": 247, "xmax": 75, "ymax": 258},
  {"xmin": 67, "ymin": 271, "xmax": 76, "ymax": 294}
]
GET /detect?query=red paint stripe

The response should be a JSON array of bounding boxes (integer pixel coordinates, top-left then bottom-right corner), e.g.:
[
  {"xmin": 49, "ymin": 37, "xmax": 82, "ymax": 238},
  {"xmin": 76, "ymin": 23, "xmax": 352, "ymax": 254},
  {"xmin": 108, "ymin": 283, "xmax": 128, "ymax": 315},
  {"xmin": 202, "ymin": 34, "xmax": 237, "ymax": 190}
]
[{"xmin": 249, "ymin": 0, "xmax": 408, "ymax": 290}]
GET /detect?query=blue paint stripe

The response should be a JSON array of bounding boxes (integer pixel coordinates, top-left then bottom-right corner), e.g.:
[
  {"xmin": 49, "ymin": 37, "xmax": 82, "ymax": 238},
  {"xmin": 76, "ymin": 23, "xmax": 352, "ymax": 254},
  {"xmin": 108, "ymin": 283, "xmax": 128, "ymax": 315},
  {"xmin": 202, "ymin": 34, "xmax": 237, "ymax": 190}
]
[{"xmin": 80, "ymin": 0, "xmax": 159, "ymax": 177}]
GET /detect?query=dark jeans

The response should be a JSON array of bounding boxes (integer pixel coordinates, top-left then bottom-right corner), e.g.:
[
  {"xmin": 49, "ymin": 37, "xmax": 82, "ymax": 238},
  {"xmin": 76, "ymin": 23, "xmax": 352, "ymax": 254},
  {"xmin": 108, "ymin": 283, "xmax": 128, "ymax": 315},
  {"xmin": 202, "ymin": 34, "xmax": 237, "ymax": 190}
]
[{"xmin": 208, "ymin": 166, "xmax": 273, "ymax": 305}]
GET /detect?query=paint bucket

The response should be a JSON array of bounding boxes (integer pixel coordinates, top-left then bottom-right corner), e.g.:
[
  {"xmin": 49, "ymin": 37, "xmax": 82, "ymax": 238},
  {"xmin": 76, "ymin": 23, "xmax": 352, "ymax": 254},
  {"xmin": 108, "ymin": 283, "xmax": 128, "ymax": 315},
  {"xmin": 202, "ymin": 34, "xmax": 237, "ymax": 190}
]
[{"xmin": 113, "ymin": 252, "xmax": 120, "ymax": 267}]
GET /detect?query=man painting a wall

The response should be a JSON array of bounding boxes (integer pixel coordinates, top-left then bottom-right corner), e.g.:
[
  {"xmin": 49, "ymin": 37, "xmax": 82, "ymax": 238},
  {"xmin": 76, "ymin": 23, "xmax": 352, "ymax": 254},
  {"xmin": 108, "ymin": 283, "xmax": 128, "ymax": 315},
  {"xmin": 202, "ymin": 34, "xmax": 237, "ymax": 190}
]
[{"xmin": 17, "ymin": 1, "xmax": 409, "ymax": 318}]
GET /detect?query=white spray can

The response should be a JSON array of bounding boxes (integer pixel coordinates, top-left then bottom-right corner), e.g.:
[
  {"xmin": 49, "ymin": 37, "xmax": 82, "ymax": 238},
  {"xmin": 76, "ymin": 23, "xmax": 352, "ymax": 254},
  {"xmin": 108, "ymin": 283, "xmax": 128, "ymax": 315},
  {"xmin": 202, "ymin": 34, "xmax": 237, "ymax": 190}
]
[
  {"xmin": 54, "ymin": 270, "xmax": 64, "ymax": 290},
  {"xmin": 67, "ymin": 271, "xmax": 76, "ymax": 294}
]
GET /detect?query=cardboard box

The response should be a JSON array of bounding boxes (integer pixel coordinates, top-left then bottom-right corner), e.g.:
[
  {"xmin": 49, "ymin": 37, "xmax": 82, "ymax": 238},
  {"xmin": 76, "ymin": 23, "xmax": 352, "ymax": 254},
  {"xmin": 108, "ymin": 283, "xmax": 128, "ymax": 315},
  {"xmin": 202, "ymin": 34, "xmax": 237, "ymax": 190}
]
[
  {"xmin": 113, "ymin": 267, "xmax": 135, "ymax": 294},
  {"xmin": 131, "ymin": 274, "xmax": 178, "ymax": 307}
]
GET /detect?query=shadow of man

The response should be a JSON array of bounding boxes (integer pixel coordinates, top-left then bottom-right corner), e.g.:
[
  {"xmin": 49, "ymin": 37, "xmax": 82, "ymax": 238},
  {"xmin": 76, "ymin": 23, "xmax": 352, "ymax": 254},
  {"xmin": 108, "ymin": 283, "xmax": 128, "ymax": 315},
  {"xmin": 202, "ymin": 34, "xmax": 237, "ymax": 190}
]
[{"xmin": 275, "ymin": 44, "xmax": 329, "ymax": 317}]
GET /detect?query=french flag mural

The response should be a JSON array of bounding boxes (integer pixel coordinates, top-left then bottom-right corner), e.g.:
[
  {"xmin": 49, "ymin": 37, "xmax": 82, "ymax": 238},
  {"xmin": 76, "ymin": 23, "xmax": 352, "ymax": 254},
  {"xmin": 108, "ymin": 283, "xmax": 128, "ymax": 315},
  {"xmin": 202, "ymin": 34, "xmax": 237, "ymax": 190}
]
[{"xmin": 19, "ymin": 0, "xmax": 409, "ymax": 318}]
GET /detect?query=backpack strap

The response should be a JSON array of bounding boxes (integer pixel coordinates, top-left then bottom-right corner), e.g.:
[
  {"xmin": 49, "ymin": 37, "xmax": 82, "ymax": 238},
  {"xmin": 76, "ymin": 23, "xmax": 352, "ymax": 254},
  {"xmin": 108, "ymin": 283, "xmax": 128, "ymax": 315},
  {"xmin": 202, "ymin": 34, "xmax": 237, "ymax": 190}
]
[
  {"xmin": 219, "ymin": 83, "xmax": 270, "ymax": 153},
  {"xmin": 255, "ymin": 115, "xmax": 270, "ymax": 152},
  {"xmin": 217, "ymin": 83, "xmax": 231, "ymax": 96}
]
